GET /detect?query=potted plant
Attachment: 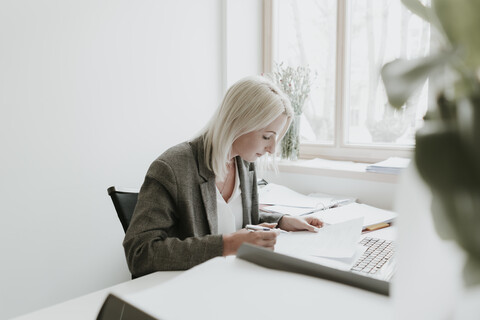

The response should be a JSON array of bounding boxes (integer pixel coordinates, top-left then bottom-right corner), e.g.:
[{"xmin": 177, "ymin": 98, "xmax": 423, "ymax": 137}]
[{"xmin": 269, "ymin": 63, "xmax": 314, "ymax": 160}]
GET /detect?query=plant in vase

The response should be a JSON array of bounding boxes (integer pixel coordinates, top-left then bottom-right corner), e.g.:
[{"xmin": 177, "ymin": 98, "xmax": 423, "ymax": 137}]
[
  {"xmin": 269, "ymin": 63, "xmax": 314, "ymax": 160},
  {"xmin": 381, "ymin": 0, "xmax": 480, "ymax": 290}
]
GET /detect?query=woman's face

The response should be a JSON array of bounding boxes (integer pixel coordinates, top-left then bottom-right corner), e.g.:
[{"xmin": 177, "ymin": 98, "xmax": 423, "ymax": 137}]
[{"xmin": 231, "ymin": 114, "xmax": 288, "ymax": 162}]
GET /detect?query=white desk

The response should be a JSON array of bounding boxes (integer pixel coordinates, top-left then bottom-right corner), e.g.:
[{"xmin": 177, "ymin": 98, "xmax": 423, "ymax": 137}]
[
  {"xmin": 120, "ymin": 256, "xmax": 393, "ymax": 320},
  {"xmin": 14, "ymin": 227, "xmax": 394, "ymax": 320},
  {"xmin": 12, "ymin": 271, "xmax": 182, "ymax": 320}
]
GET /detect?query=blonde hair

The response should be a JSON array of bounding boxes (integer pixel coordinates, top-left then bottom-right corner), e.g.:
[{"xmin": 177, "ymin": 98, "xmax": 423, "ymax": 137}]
[{"xmin": 201, "ymin": 75, "xmax": 293, "ymax": 180}]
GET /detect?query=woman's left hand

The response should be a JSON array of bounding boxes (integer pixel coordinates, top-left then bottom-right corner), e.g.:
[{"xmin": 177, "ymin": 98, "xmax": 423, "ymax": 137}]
[{"xmin": 277, "ymin": 215, "xmax": 323, "ymax": 232}]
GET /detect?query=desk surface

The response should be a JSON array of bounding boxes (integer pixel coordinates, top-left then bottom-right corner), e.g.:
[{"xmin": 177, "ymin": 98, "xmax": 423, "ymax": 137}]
[
  {"xmin": 122, "ymin": 256, "xmax": 393, "ymax": 320},
  {"xmin": 12, "ymin": 271, "xmax": 182, "ymax": 320},
  {"xmin": 14, "ymin": 227, "xmax": 395, "ymax": 320}
]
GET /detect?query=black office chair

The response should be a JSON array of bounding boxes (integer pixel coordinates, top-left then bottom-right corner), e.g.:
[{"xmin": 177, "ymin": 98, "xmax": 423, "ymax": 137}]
[{"xmin": 107, "ymin": 186, "xmax": 139, "ymax": 233}]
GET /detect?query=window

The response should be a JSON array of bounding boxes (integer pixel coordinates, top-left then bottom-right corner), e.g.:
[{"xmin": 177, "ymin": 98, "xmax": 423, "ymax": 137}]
[{"xmin": 266, "ymin": 0, "xmax": 431, "ymax": 162}]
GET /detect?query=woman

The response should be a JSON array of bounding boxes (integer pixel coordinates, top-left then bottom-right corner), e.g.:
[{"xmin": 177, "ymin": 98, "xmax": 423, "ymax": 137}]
[{"xmin": 123, "ymin": 76, "xmax": 323, "ymax": 277}]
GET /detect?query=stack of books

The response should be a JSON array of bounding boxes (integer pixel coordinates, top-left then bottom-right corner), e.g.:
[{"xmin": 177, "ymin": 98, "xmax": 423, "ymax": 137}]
[{"xmin": 366, "ymin": 157, "xmax": 410, "ymax": 174}]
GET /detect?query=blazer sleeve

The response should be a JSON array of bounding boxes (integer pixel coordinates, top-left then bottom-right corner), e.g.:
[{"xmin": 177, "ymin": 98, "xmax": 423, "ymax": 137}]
[
  {"xmin": 259, "ymin": 211, "xmax": 284, "ymax": 224},
  {"xmin": 123, "ymin": 159, "xmax": 223, "ymax": 277}
]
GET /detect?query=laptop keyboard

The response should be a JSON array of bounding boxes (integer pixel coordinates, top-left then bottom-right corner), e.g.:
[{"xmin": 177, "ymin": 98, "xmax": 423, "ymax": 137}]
[{"xmin": 351, "ymin": 237, "xmax": 395, "ymax": 275}]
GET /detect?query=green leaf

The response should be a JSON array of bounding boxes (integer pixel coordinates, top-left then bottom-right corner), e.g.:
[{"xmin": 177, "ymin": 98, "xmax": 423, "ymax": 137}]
[
  {"xmin": 401, "ymin": 0, "xmax": 441, "ymax": 30},
  {"xmin": 381, "ymin": 51, "xmax": 453, "ymax": 108},
  {"xmin": 415, "ymin": 123, "xmax": 480, "ymax": 193},
  {"xmin": 434, "ymin": 0, "xmax": 480, "ymax": 69}
]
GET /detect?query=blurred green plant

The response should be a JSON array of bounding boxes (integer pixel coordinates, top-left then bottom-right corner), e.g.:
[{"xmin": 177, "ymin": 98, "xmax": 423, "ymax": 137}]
[{"xmin": 381, "ymin": 0, "xmax": 480, "ymax": 286}]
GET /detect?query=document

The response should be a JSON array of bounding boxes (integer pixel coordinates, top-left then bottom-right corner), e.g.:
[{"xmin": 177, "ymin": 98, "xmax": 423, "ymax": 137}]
[
  {"xmin": 259, "ymin": 183, "xmax": 324, "ymax": 208},
  {"xmin": 275, "ymin": 218, "xmax": 363, "ymax": 258},
  {"xmin": 315, "ymin": 203, "xmax": 397, "ymax": 229},
  {"xmin": 261, "ymin": 205, "xmax": 319, "ymax": 216}
]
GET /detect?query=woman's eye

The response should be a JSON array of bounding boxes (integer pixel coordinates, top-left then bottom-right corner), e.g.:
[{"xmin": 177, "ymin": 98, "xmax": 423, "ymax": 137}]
[{"xmin": 263, "ymin": 136, "xmax": 271, "ymax": 140}]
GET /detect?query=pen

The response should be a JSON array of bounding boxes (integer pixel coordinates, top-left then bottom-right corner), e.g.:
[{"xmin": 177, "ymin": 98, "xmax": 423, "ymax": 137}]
[
  {"xmin": 246, "ymin": 224, "xmax": 273, "ymax": 231},
  {"xmin": 362, "ymin": 222, "xmax": 390, "ymax": 233},
  {"xmin": 245, "ymin": 225, "xmax": 287, "ymax": 233}
]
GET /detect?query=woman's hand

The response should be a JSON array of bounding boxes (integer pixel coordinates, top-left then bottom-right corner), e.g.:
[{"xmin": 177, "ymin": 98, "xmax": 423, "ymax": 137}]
[
  {"xmin": 222, "ymin": 228, "xmax": 277, "ymax": 256},
  {"xmin": 277, "ymin": 215, "xmax": 323, "ymax": 232}
]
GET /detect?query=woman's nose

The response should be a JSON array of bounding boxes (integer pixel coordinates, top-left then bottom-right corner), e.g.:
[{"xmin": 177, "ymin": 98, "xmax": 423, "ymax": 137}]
[{"xmin": 266, "ymin": 140, "xmax": 276, "ymax": 154}]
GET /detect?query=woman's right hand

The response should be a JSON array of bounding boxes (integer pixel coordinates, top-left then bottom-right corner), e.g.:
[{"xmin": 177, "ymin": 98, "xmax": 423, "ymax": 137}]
[{"xmin": 222, "ymin": 228, "xmax": 277, "ymax": 256}]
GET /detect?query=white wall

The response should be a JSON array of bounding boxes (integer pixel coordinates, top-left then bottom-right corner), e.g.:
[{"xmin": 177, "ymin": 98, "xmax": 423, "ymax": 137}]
[
  {"xmin": 0, "ymin": 1, "xmax": 396, "ymax": 318},
  {"xmin": 0, "ymin": 1, "xmax": 225, "ymax": 318},
  {"xmin": 224, "ymin": 0, "xmax": 264, "ymax": 87}
]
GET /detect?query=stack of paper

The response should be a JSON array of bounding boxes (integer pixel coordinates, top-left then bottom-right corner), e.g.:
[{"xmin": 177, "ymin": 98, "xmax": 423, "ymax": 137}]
[
  {"xmin": 366, "ymin": 157, "xmax": 410, "ymax": 174},
  {"xmin": 258, "ymin": 183, "xmax": 355, "ymax": 216}
]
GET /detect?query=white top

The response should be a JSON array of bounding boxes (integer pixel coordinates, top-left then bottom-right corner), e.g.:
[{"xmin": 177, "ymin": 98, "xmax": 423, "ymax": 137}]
[{"xmin": 215, "ymin": 162, "xmax": 243, "ymax": 234}]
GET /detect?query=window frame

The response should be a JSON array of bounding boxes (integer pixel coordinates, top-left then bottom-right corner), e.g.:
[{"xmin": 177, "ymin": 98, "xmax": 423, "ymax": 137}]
[{"xmin": 263, "ymin": 0, "xmax": 416, "ymax": 163}]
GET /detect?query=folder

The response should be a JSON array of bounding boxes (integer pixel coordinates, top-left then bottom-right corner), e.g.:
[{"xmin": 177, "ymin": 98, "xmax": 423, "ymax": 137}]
[
  {"xmin": 259, "ymin": 183, "xmax": 355, "ymax": 216},
  {"xmin": 237, "ymin": 243, "xmax": 390, "ymax": 296}
]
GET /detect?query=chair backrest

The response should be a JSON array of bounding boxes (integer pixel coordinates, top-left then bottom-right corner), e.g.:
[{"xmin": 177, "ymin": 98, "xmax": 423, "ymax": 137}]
[{"xmin": 107, "ymin": 186, "xmax": 139, "ymax": 233}]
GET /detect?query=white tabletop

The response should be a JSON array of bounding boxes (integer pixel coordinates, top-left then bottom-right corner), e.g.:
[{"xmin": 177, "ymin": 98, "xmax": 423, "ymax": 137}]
[
  {"xmin": 122, "ymin": 257, "xmax": 393, "ymax": 320},
  {"xmin": 14, "ymin": 227, "xmax": 395, "ymax": 320},
  {"xmin": 12, "ymin": 271, "xmax": 182, "ymax": 320}
]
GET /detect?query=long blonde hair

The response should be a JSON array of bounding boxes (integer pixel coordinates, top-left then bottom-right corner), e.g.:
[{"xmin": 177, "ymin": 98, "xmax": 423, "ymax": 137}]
[{"xmin": 201, "ymin": 75, "xmax": 293, "ymax": 180}]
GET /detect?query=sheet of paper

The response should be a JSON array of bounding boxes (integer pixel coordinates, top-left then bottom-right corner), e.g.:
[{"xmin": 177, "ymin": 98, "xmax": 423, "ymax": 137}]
[
  {"xmin": 258, "ymin": 183, "xmax": 325, "ymax": 208},
  {"xmin": 275, "ymin": 218, "xmax": 363, "ymax": 258},
  {"xmin": 309, "ymin": 192, "xmax": 356, "ymax": 207},
  {"xmin": 368, "ymin": 157, "xmax": 410, "ymax": 169},
  {"xmin": 315, "ymin": 203, "xmax": 397, "ymax": 228},
  {"xmin": 301, "ymin": 158, "xmax": 369, "ymax": 172},
  {"xmin": 292, "ymin": 245, "xmax": 367, "ymax": 271},
  {"xmin": 262, "ymin": 205, "xmax": 320, "ymax": 216}
]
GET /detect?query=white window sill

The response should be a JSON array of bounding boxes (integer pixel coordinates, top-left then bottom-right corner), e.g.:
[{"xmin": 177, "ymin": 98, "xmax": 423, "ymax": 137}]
[{"xmin": 275, "ymin": 158, "xmax": 401, "ymax": 184}]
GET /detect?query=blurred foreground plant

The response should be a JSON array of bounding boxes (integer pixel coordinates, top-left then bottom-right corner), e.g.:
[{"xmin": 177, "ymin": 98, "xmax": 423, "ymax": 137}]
[{"xmin": 381, "ymin": 0, "xmax": 480, "ymax": 286}]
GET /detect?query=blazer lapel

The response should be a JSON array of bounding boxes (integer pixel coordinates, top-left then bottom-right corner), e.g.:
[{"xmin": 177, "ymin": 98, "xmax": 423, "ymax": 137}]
[
  {"xmin": 200, "ymin": 180, "xmax": 217, "ymax": 235},
  {"xmin": 237, "ymin": 157, "xmax": 256, "ymax": 226},
  {"xmin": 191, "ymin": 136, "xmax": 218, "ymax": 235}
]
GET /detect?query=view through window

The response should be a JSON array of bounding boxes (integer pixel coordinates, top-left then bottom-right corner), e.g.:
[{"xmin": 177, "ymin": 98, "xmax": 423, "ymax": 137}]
[{"xmin": 273, "ymin": 0, "xmax": 431, "ymax": 158}]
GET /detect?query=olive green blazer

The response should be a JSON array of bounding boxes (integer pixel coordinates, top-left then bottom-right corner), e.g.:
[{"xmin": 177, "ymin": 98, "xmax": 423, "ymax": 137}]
[{"xmin": 123, "ymin": 136, "xmax": 283, "ymax": 277}]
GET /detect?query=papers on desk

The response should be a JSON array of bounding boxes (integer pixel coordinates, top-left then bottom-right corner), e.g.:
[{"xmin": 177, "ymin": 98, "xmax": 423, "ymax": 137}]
[
  {"xmin": 315, "ymin": 203, "xmax": 397, "ymax": 230},
  {"xmin": 275, "ymin": 218, "xmax": 363, "ymax": 258},
  {"xmin": 259, "ymin": 183, "xmax": 355, "ymax": 216},
  {"xmin": 273, "ymin": 203, "xmax": 396, "ymax": 270},
  {"xmin": 366, "ymin": 157, "xmax": 410, "ymax": 174}
]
